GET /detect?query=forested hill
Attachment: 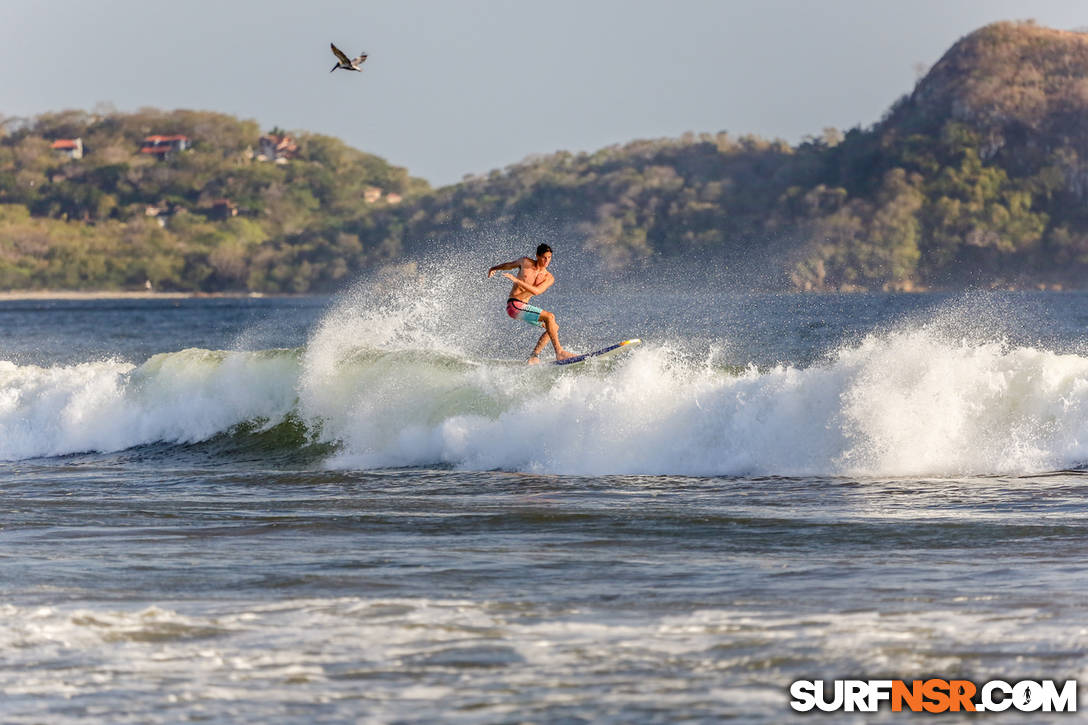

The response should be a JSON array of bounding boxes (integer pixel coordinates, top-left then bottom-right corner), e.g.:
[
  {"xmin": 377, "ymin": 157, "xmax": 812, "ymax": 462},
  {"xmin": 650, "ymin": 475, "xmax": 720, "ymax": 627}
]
[
  {"xmin": 373, "ymin": 20, "xmax": 1088, "ymax": 292},
  {"xmin": 0, "ymin": 109, "xmax": 429, "ymax": 292},
  {"xmin": 4, "ymin": 20, "xmax": 1088, "ymax": 292}
]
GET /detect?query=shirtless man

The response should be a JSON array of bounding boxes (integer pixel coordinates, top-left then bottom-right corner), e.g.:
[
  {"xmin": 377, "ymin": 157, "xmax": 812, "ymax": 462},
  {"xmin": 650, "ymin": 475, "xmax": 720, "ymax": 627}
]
[{"xmin": 487, "ymin": 244, "xmax": 575, "ymax": 364}]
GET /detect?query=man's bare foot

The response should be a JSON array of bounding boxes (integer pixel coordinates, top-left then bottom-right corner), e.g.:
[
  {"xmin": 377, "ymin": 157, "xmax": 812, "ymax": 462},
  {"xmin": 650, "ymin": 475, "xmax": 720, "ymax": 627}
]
[
  {"xmin": 555, "ymin": 349, "xmax": 576, "ymax": 361},
  {"xmin": 527, "ymin": 356, "xmax": 541, "ymax": 365}
]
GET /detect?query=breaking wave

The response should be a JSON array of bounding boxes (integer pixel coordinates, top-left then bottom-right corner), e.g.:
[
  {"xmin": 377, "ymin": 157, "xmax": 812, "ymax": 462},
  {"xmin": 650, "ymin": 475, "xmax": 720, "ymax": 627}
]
[{"xmin": 3, "ymin": 305, "xmax": 1088, "ymax": 477}]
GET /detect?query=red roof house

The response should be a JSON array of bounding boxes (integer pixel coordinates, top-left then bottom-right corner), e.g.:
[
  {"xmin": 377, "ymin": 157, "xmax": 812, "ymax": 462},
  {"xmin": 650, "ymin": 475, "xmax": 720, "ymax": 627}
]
[
  {"xmin": 139, "ymin": 134, "xmax": 191, "ymax": 160},
  {"xmin": 51, "ymin": 138, "xmax": 83, "ymax": 159}
]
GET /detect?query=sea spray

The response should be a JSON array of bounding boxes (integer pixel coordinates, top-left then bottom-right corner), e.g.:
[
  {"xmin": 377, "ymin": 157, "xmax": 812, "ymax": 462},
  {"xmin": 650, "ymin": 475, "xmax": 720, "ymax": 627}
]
[
  {"xmin": 0, "ymin": 358, "xmax": 132, "ymax": 461},
  {"xmin": 835, "ymin": 328, "xmax": 1088, "ymax": 475},
  {"xmin": 0, "ymin": 349, "xmax": 299, "ymax": 461},
  {"xmin": 318, "ymin": 326, "xmax": 1088, "ymax": 476},
  {"xmin": 296, "ymin": 253, "xmax": 545, "ymax": 466},
  {"xmin": 4, "ymin": 288, "xmax": 1088, "ymax": 476}
]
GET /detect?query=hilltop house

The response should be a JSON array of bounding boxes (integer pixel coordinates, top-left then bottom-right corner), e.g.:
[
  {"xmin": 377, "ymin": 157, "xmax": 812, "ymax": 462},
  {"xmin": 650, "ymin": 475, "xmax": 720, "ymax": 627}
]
[
  {"xmin": 203, "ymin": 198, "xmax": 238, "ymax": 220},
  {"xmin": 51, "ymin": 138, "xmax": 83, "ymax": 160},
  {"xmin": 257, "ymin": 134, "xmax": 298, "ymax": 163},
  {"xmin": 140, "ymin": 134, "xmax": 191, "ymax": 160},
  {"xmin": 361, "ymin": 187, "xmax": 402, "ymax": 204},
  {"xmin": 144, "ymin": 200, "xmax": 179, "ymax": 227}
]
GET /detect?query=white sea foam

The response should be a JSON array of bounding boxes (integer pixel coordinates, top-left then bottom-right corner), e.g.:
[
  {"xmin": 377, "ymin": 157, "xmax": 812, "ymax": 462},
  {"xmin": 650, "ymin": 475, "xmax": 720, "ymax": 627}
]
[
  {"xmin": 4, "ymin": 288, "xmax": 1088, "ymax": 477},
  {"xmin": 310, "ymin": 328, "xmax": 1088, "ymax": 477},
  {"xmin": 3, "ymin": 597, "xmax": 1085, "ymax": 723},
  {"xmin": 297, "ymin": 268, "xmax": 1088, "ymax": 476},
  {"xmin": 0, "ymin": 349, "xmax": 299, "ymax": 461}
]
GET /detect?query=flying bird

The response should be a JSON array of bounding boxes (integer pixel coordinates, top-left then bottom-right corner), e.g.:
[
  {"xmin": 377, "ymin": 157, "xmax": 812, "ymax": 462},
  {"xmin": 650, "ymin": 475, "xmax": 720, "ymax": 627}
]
[{"xmin": 330, "ymin": 43, "xmax": 368, "ymax": 72}]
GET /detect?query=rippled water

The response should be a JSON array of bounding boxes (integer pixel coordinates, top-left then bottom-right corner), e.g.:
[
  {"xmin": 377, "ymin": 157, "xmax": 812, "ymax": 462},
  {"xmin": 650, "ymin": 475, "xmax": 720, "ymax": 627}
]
[{"xmin": 3, "ymin": 282, "xmax": 1088, "ymax": 722}]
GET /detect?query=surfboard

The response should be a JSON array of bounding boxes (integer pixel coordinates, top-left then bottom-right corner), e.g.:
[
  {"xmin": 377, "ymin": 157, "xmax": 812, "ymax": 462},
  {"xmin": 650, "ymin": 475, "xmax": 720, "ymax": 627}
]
[{"xmin": 553, "ymin": 338, "xmax": 641, "ymax": 366}]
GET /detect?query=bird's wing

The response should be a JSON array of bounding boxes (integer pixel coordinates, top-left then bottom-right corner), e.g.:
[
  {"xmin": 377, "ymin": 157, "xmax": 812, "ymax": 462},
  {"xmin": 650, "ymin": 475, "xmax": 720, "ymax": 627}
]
[
  {"xmin": 352, "ymin": 52, "xmax": 368, "ymax": 65},
  {"xmin": 330, "ymin": 43, "xmax": 351, "ymax": 64}
]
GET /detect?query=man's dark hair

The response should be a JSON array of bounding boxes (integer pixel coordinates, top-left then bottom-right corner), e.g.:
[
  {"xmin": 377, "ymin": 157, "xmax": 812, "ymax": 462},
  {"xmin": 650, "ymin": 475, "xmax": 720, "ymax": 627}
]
[{"xmin": 536, "ymin": 243, "xmax": 553, "ymax": 257}]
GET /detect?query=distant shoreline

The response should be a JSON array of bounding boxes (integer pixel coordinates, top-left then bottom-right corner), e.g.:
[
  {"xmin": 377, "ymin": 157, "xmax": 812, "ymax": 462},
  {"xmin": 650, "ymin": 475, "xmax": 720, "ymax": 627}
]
[
  {"xmin": 0, "ymin": 290, "xmax": 289, "ymax": 301},
  {"xmin": 0, "ymin": 286, "xmax": 1077, "ymax": 302}
]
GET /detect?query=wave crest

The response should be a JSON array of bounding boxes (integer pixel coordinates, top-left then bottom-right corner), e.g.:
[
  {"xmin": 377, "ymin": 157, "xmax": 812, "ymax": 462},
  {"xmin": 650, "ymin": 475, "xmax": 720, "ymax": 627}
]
[{"xmin": 3, "ymin": 324, "xmax": 1088, "ymax": 477}]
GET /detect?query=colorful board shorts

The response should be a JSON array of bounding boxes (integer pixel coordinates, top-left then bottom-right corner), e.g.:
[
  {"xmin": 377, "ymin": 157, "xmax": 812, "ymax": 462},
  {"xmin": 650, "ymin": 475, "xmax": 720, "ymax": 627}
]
[{"xmin": 506, "ymin": 298, "xmax": 544, "ymax": 327}]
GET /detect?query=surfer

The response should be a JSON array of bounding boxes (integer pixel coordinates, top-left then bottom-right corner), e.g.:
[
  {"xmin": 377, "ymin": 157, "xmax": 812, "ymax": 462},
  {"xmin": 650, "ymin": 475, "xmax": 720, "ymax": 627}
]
[{"xmin": 488, "ymin": 244, "xmax": 575, "ymax": 364}]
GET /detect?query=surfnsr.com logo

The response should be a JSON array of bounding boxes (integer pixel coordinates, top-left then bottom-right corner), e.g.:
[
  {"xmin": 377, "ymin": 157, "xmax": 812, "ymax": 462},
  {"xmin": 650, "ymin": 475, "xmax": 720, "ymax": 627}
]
[{"xmin": 789, "ymin": 679, "xmax": 1077, "ymax": 713}]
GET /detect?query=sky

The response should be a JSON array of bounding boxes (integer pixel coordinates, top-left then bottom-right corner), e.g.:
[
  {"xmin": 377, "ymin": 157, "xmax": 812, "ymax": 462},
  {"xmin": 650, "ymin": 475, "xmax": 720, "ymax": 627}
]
[{"xmin": 2, "ymin": 1, "xmax": 1086, "ymax": 187}]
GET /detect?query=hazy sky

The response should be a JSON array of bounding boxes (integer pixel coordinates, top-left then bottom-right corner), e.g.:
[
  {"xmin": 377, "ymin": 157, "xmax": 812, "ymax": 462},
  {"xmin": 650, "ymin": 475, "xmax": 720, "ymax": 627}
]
[{"xmin": 2, "ymin": 1, "xmax": 1085, "ymax": 186}]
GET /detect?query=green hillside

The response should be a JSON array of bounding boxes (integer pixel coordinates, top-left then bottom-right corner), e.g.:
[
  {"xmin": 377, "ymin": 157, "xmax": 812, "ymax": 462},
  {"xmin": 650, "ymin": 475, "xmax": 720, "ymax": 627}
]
[
  {"xmin": 375, "ymin": 21, "xmax": 1088, "ymax": 291},
  {"xmin": 4, "ymin": 21, "xmax": 1088, "ymax": 292},
  {"xmin": 0, "ymin": 108, "xmax": 427, "ymax": 292}
]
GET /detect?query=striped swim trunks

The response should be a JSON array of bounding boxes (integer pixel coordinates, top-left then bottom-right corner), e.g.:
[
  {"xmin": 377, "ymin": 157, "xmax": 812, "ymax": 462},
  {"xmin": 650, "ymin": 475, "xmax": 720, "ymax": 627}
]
[{"xmin": 506, "ymin": 298, "xmax": 544, "ymax": 327}]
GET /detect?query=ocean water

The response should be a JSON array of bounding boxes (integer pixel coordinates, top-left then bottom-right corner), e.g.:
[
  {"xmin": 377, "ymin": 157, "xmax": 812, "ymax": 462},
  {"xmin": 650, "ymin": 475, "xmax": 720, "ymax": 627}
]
[{"xmin": 4, "ymin": 270, "xmax": 1088, "ymax": 722}]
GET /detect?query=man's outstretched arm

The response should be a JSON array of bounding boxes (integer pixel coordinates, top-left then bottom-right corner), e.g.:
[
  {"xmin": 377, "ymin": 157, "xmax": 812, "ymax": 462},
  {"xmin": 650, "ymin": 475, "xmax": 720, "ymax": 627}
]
[{"xmin": 487, "ymin": 258, "xmax": 527, "ymax": 278}]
